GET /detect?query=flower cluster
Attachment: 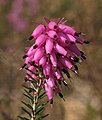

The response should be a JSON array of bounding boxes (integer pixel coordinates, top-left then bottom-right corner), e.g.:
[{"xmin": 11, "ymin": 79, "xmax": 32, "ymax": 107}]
[{"xmin": 20, "ymin": 17, "xmax": 89, "ymax": 104}]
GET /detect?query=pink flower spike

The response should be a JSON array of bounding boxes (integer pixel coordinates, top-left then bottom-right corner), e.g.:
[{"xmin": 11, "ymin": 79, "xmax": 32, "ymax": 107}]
[{"xmin": 21, "ymin": 17, "xmax": 89, "ymax": 105}]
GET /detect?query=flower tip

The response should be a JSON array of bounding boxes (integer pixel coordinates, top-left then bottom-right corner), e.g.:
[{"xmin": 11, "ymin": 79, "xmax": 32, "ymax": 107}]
[
  {"xmin": 19, "ymin": 67, "xmax": 22, "ymax": 71},
  {"xmin": 84, "ymin": 41, "xmax": 90, "ymax": 44},
  {"xmin": 50, "ymin": 99, "xmax": 53, "ymax": 105},
  {"xmin": 33, "ymin": 45, "xmax": 38, "ymax": 49},
  {"xmin": 73, "ymin": 70, "xmax": 80, "ymax": 76},
  {"xmin": 50, "ymin": 104, "xmax": 53, "ymax": 109},
  {"xmin": 53, "ymin": 66, "xmax": 57, "ymax": 71},
  {"xmin": 32, "ymin": 21, "xmax": 41, "ymax": 25},
  {"xmin": 63, "ymin": 80, "xmax": 68, "ymax": 86},
  {"xmin": 65, "ymin": 40, "xmax": 69, "ymax": 44},
  {"xmin": 24, "ymin": 77, "xmax": 28, "ymax": 82},
  {"xmin": 73, "ymin": 57, "xmax": 79, "ymax": 63},
  {"xmin": 19, "ymin": 64, "xmax": 27, "ymax": 71},
  {"xmin": 43, "ymin": 17, "xmax": 50, "ymax": 23},
  {"xmin": 22, "ymin": 55, "xmax": 28, "ymax": 59},
  {"xmin": 28, "ymin": 36, "xmax": 34, "ymax": 40},
  {"xmin": 81, "ymin": 32, "xmax": 86, "ymax": 36},
  {"xmin": 58, "ymin": 93, "xmax": 65, "ymax": 101}
]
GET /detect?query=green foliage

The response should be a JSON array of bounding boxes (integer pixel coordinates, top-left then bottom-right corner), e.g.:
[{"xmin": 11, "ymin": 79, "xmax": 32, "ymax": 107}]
[{"xmin": 19, "ymin": 68, "xmax": 49, "ymax": 120}]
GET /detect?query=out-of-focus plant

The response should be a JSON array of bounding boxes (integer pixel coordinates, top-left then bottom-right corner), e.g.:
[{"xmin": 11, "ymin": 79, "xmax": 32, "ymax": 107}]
[
  {"xmin": 19, "ymin": 17, "xmax": 90, "ymax": 119},
  {"xmin": 7, "ymin": 0, "xmax": 39, "ymax": 32}
]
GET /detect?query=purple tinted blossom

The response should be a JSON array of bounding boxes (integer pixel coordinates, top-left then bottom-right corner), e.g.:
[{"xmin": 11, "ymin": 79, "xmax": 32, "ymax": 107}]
[
  {"xmin": 20, "ymin": 17, "xmax": 90, "ymax": 104},
  {"xmin": 25, "ymin": 0, "xmax": 39, "ymax": 16},
  {"xmin": 1, "ymin": 0, "xmax": 8, "ymax": 5},
  {"xmin": 7, "ymin": 0, "xmax": 38, "ymax": 32}
]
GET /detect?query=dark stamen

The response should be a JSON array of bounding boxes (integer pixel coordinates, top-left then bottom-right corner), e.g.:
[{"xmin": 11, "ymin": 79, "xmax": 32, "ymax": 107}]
[
  {"xmin": 30, "ymin": 61, "xmax": 35, "ymax": 65},
  {"xmin": 65, "ymin": 40, "xmax": 69, "ymax": 44},
  {"xmin": 74, "ymin": 65, "xmax": 78, "ymax": 71},
  {"xmin": 33, "ymin": 45, "xmax": 38, "ymax": 49},
  {"xmin": 24, "ymin": 77, "xmax": 28, "ymax": 82},
  {"xmin": 84, "ymin": 41, "xmax": 90, "ymax": 44},
  {"xmin": 80, "ymin": 51, "xmax": 85, "ymax": 55},
  {"xmin": 54, "ymin": 25, "xmax": 58, "ymax": 29},
  {"xmin": 74, "ymin": 57, "xmax": 79, "ymax": 62},
  {"xmin": 50, "ymin": 99, "xmax": 53, "ymax": 104},
  {"xmin": 59, "ymin": 93, "xmax": 63, "ymax": 98},
  {"xmin": 25, "ymin": 68, "xmax": 34, "ymax": 74},
  {"xmin": 22, "ymin": 64, "xmax": 26, "ymax": 69},
  {"xmin": 46, "ymin": 75, "xmax": 49, "ymax": 79},
  {"xmin": 54, "ymin": 35, "xmax": 57, "ymax": 38},
  {"xmin": 81, "ymin": 55, "xmax": 86, "ymax": 60},
  {"xmin": 22, "ymin": 55, "xmax": 28, "ymax": 59},
  {"xmin": 70, "ymin": 41, "xmax": 74, "ymax": 44},
  {"xmin": 74, "ymin": 32, "xmax": 81, "ymax": 37},
  {"xmin": 58, "ymin": 93, "xmax": 65, "ymax": 101},
  {"xmin": 46, "ymin": 53, "xmax": 50, "ymax": 62},
  {"xmin": 62, "ymin": 69, "xmax": 70, "ymax": 78},
  {"xmin": 58, "ymin": 80, "xmax": 62, "ymax": 85},
  {"xmin": 28, "ymin": 36, "xmax": 34, "ymax": 40}
]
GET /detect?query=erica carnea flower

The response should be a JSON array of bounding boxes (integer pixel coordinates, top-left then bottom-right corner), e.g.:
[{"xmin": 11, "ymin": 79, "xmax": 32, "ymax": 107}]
[{"xmin": 20, "ymin": 17, "xmax": 90, "ymax": 104}]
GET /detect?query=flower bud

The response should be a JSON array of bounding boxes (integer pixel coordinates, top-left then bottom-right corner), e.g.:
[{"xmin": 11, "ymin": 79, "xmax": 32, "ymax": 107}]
[
  {"xmin": 32, "ymin": 24, "xmax": 45, "ymax": 39},
  {"xmin": 60, "ymin": 57, "xmax": 73, "ymax": 69},
  {"xmin": 48, "ymin": 30, "xmax": 58, "ymax": 39},
  {"xmin": 48, "ymin": 21, "xmax": 58, "ymax": 30},
  {"xmin": 45, "ymin": 38, "xmax": 53, "ymax": 54},
  {"xmin": 33, "ymin": 47, "xmax": 45, "ymax": 63},
  {"xmin": 39, "ymin": 54, "xmax": 46, "ymax": 67},
  {"xmin": 59, "ymin": 24, "xmax": 76, "ymax": 36},
  {"xmin": 34, "ymin": 34, "xmax": 46, "ymax": 48},
  {"xmin": 50, "ymin": 51, "xmax": 57, "ymax": 67},
  {"xmin": 54, "ymin": 43, "xmax": 67, "ymax": 56}
]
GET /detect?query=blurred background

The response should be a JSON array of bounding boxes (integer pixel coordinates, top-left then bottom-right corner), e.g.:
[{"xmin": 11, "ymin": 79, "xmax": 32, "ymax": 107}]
[{"xmin": 0, "ymin": 0, "xmax": 102, "ymax": 120}]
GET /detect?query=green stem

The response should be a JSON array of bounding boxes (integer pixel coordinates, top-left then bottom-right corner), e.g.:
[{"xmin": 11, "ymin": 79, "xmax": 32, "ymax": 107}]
[{"xmin": 31, "ymin": 78, "xmax": 42, "ymax": 120}]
